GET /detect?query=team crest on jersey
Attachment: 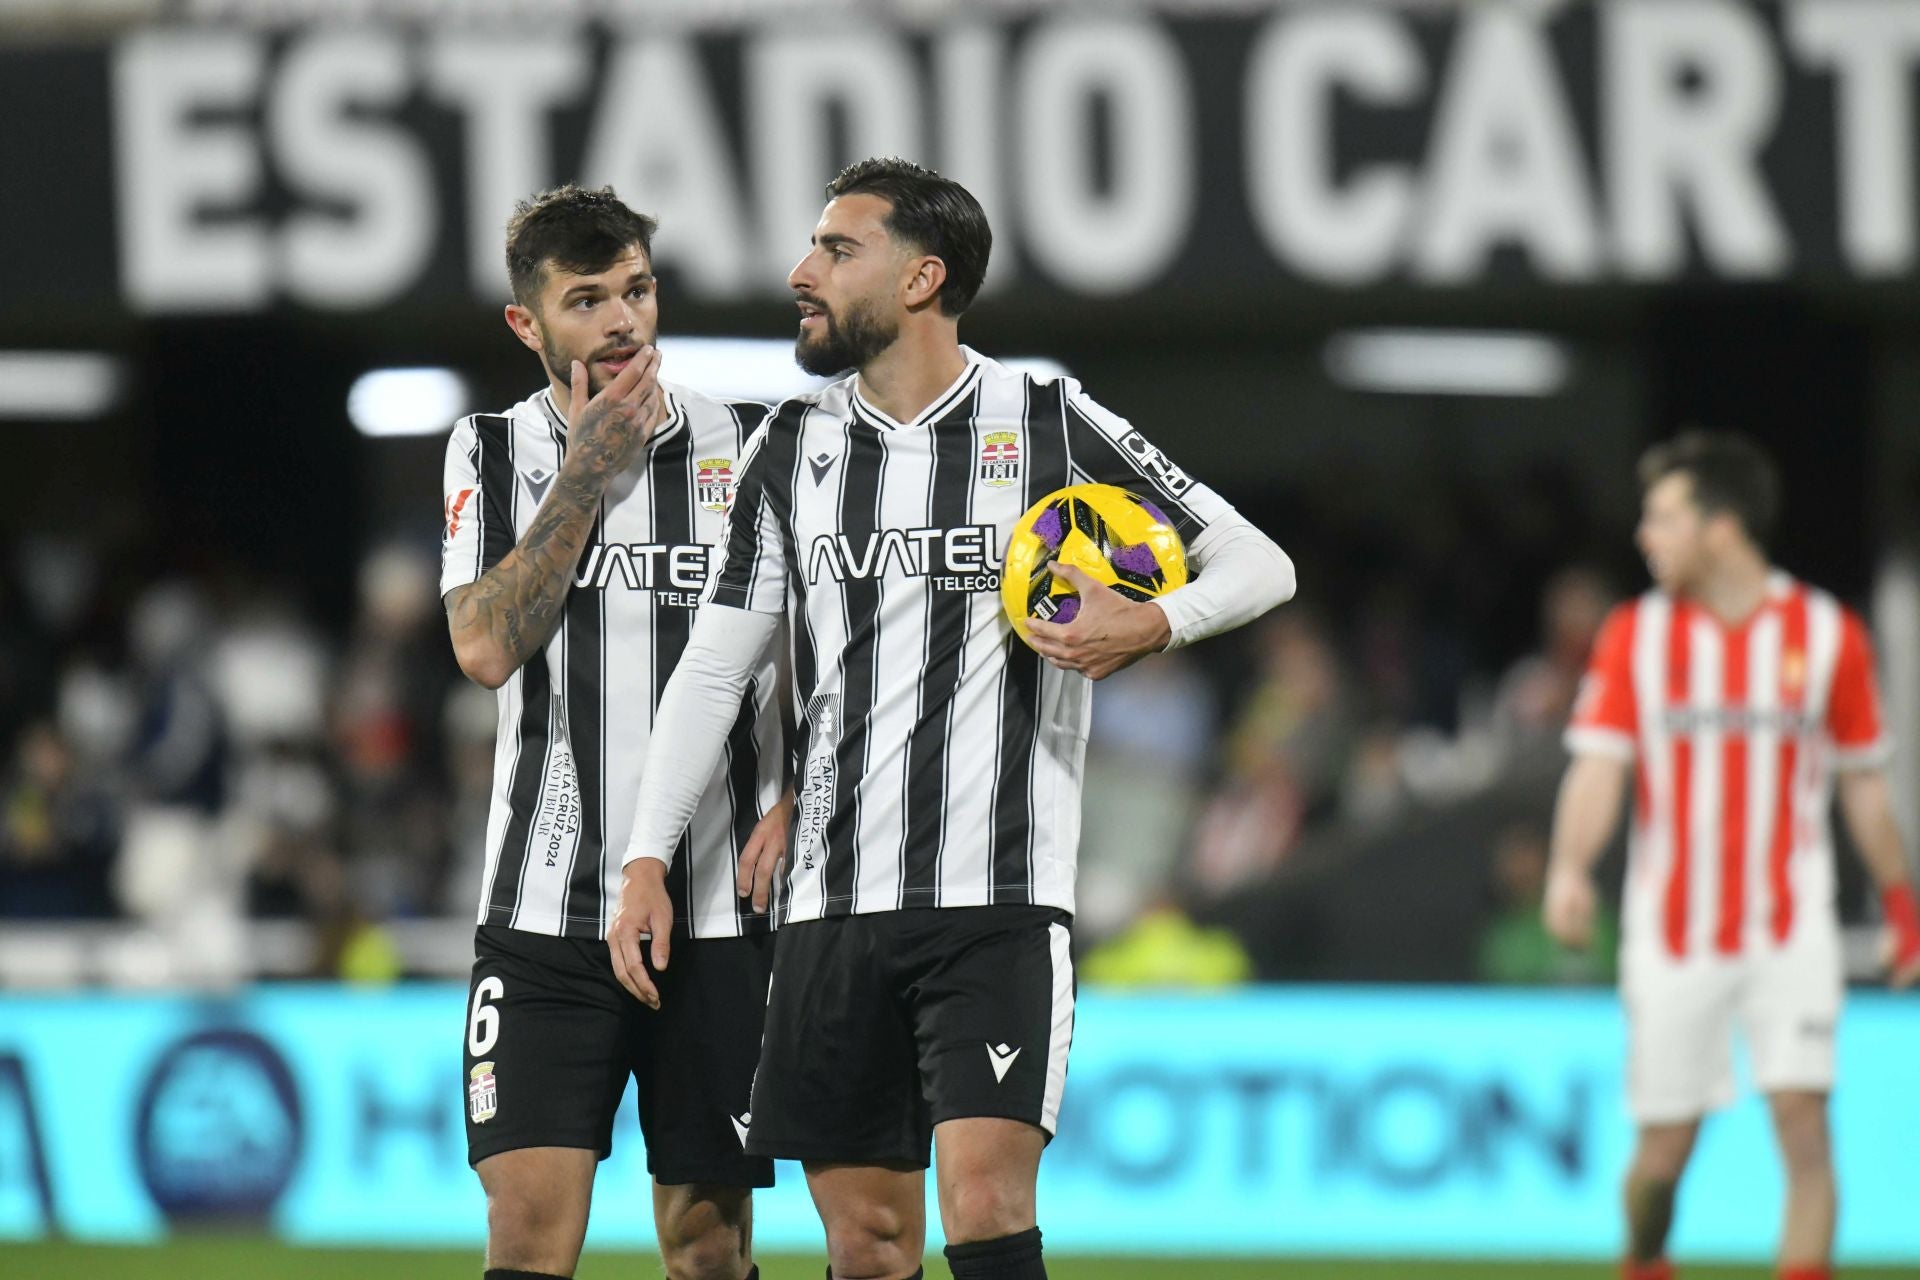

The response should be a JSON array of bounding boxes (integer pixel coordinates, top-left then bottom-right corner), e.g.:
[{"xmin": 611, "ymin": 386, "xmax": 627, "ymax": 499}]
[
  {"xmin": 1783, "ymin": 648, "xmax": 1807, "ymax": 698},
  {"xmin": 468, "ymin": 1061, "xmax": 498, "ymax": 1124},
  {"xmin": 443, "ymin": 487, "xmax": 477, "ymax": 543},
  {"xmin": 979, "ymin": 432, "xmax": 1021, "ymax": 488},
  {"xmin": 696, "ymin": 458, "xmax": 736, "ymax": 513}
]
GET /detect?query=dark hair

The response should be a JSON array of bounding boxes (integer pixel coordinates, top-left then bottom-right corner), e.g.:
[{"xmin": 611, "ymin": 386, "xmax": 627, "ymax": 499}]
[
  {"xmin": 504, "ymin": 185, "xmax": 658, "ymax": 308},
  {"xmin": 1638, "ymin": 430, "xmax": 1781, "ymax": 549},
  {"xmin": 825, "ymin": 157, "xmax": 991, "ymax": 317}
]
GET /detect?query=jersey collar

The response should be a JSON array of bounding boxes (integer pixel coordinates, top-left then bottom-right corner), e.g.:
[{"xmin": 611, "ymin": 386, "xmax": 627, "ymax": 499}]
[
  {"xmin": 849, "ymin": 350, "xmax": 982, "ymax": 432},
  {"xmin": 539, "ymin": 385, "xmax": 685, "ymax": 447}
]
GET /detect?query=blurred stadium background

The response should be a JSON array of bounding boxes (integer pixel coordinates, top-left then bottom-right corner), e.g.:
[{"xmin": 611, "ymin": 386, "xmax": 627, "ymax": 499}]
[{"xmin": 3, "ymin": 0, "xmax": 1920, "ymax": 1275}]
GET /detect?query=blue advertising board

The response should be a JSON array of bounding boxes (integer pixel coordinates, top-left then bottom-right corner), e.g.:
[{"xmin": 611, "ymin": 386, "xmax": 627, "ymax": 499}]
[{"xmin": 0, "ymin": 986, "xmax": 1914, "ymax": 1261}]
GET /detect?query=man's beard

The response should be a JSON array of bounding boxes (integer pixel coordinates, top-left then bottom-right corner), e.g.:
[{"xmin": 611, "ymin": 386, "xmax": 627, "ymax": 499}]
[
  {"xmin": 539, "ymin": 325, "xmax": 638, "ymax": 399},
  {"xmin": 795, "ymin": 295, "xmax": 899, "ymax": 377}
]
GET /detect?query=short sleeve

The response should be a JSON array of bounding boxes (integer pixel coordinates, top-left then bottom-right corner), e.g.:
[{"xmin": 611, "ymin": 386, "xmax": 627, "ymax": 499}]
[
  {"xmin": 1059, "ymin": 381, "xmax": 1231, "ymax": 547},
  {"xmin": 1828, "ymin": 609, "xmax": 1891, "ymax": 770},
  {"xmin": 440, "ymin": 417, "xmax": 489, "ymax": 599},
  {"xmin": 703, "ymin": 407, "xmax": 794, "ymax": 615},
  {"xmin": 1564, "ymin": 603, "xmax": 1639, "ymax": 760}
]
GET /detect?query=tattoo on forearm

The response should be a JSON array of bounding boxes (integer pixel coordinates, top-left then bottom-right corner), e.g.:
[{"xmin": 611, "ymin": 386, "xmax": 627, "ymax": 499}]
[
  {"xmin": 445, "ymin": 394, "xmax": 658, "ymax": 675},
  {"xmin": 448, "ymin": 459, "xmax": 605, "ymax": 670}
]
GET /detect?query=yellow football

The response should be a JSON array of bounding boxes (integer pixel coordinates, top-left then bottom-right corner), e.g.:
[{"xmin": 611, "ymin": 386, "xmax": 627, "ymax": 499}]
[{"xmin": 1001, "ymin": 483, "xmax": 1189, "ymax": 647}]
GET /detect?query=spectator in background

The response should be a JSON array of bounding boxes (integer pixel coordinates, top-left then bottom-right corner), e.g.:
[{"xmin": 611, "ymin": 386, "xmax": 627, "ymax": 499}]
[
  {"xmin": 1076, "ymin": 649, "xmax": 1215, "ymax": 940},
  {"xmin": 113, "ymin": 582, "xmax": 239, "ymax": 974},
  {"xmin": 1188, "ymin": 609, "xmax": 1353, "ymax": 898},
  {"xmin": 1493, "ymin": 565, "xmax": 1616, "ymax": 764},
  {"xmin": 0, "ymin": 720, "xmax": 117, "ymax": 918},
  {"xmin": 1477, "ymin": 821, "xmax": 1613, "ymax": 985},
  {"xmin": 331, "ymin": 542, "xmax": 456, "ymax": 920}
]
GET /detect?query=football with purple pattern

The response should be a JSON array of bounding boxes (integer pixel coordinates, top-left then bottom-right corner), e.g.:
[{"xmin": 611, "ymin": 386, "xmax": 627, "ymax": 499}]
[{"xmin": 1001, "ymin": 483, "xmax": 1189, "ymax": 647}]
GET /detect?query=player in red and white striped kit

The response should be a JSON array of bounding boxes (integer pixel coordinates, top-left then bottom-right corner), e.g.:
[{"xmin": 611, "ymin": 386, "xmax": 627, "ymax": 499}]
[{"xmin": 1545, "ymin": 432, "xmax": 1920, "ymax": 1280}]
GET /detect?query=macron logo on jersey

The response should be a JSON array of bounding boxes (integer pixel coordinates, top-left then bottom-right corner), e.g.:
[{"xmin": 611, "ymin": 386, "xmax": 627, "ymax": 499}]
[{"xmin": 986, "ymin": 1042, "xmax": 1022, "ymax": 1083}]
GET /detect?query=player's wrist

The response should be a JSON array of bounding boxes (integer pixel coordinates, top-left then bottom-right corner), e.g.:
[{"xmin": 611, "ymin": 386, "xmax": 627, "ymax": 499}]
[
  {"xmin": 1140, "ymin": 599, "xmax": 1175, "ymax": 653},
  {"xmin": 1882, "ymin": 883, "xmax": 1920, "ymax": 965},
  {"xmin": 621, "ymin": 852, "xmax": 671, "ymax": 880}
]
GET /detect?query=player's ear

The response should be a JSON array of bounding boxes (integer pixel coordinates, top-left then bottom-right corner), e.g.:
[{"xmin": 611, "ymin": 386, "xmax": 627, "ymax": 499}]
[
  {"xmin": 504, "ymin": 302, "xmax": 543, "ymax": 353},
  {"xmin": 903, "ymin": 255, "xmax": 948, "ymax": 311}
]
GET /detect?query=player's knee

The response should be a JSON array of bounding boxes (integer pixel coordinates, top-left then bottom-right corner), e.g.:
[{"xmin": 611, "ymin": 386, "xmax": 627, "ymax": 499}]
[
  {"xmin": 940, "ymin": 1174, "xmax": 1033, "ymax": 1244},
  {"xmin": 1777, "ymin": 1122, "xmax": 1833, "ymax": 1177},
  {"xmin": 656, "ymin": 1195, "xmax": 748, "ymax": 1280},
  {"xmin": 485, "ymin": 1193, "xmax": 578, "ymax": 1269},
  {"xmin": 823, "ymin": 1200, "xmax": 920, "ymax": 1278},
  {"xmin": 1629, "ymin": 1128, "xmax": 1695, "ymax": 1183},
  {"xmin": 659, "ymin": 1227, "xmax": 745, "ymax": 1280}
]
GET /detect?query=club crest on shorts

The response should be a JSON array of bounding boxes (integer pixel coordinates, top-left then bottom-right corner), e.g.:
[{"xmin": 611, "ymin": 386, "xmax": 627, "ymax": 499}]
[
  {"xmin": 696, "ymin": 458, "xmax": 736, "ymax": 513},
  {"xmin": 468, "ymin": 1061, "xmax": 498, "ymax": 1124},
  {"xmin": 979, "ymin": 431, "xmax": 1020, "ymax": 488}
]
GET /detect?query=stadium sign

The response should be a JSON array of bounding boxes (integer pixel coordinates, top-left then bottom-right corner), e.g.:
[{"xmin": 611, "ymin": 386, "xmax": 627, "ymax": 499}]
[
  {"xmin": 9, "ymin": 1, "xmax": 1920, "ymax": 312},
  {"xmin": 1, "ymin": 986, "xmax": 1918, "ymax": 1259}
]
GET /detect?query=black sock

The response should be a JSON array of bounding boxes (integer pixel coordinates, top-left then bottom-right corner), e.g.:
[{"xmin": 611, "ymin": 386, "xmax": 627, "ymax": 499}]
[
  {"xmin": 484, "ymin": 1271, "xmax": 569, "ymax": 1280},
  {"xmin": 822, "ymin": 1269, "xmax": 921, "ymax": 1279},
  {"xmin": 946, "ymin": 1227, "xmax": 1045, "ymax": 1280}
]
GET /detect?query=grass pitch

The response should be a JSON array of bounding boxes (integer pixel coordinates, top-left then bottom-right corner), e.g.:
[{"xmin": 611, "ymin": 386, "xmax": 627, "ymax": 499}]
[{"xmin": 5, "ymin": 1241, "xmax": 1919, "ymax": 1279}]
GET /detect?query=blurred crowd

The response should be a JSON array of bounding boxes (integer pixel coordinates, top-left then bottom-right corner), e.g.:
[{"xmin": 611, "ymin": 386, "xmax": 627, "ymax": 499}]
[{"xmin": 1, "ymin": 469, "xmax": 1633, "ymax": 987}]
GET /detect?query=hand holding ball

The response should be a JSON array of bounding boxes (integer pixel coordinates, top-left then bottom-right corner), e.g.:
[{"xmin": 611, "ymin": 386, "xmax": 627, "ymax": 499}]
[{"xmin": 1001, "ymin": 483, "xmax": 1188, "ymax": 648}]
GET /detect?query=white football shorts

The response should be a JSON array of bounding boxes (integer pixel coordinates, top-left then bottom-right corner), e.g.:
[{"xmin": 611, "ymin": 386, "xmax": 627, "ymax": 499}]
[{"xmin": 1620, "ymin": 924, "xmax": 1842, "ymax": 1125}]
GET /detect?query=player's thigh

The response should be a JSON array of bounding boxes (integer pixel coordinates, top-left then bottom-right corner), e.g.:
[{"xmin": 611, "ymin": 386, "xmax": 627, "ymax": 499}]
[
  {"xmin": 475, "ymin": 1145, "xmax": 597, "ymax": 1262},
  {"xmin": 934, "ymin": 1116, "xmax": 1045, "ymax": 1242},
  {"xmin": 1743, "ymin": 928, "xmax": 1842, "ymax": 1098},
  {"xmin": 1621, "ymin": 946, "xmax": 1740, "ymax": 1124},
  {"xmin": 464, "ymin": 925, "xmax": 635, "ymax": 1168},
  {"xmin": 642, "ymin": 932, "xmax": 776, "ymax": 1190},
  {"xmin": 746, "ymin": 916, "xmax": 930, "ymax": 1167},
  {"xmin": 910, "ymin": 906, "xmax": 1075, "ymax": 1138}
]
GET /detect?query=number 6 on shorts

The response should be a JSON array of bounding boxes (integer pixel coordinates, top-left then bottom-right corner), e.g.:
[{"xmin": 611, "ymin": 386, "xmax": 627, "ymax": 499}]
[{"xmin": 468, "ymin": 975, "xmax": 504, "ymax": 1056}]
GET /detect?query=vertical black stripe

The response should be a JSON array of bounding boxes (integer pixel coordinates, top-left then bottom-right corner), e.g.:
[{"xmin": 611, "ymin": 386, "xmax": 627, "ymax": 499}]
[
  {"xmin": 782, "ymin": 410, "xmax": 818, "ymax": 929},
  {"xmin": 709, "ymin": 401, "xmax": 797, "ymax": 612},
  {"xmin": 989, "ymin": 377, "xmax": 1068, "ymax": 903},
  {"xmin": 723, "ymin": 681, "xmax": 770, "ymax": 936},
  {"xmin": 474, "ymin": 416, "xmax": 517, "ymax": 573},
  {"xmin": 822, "ymin": 420, "xmax": 885, "ymax": 913},
  {"xmin": 649, "ymin": 409, "xmax": 699, "ymax": 931},
  {"xmin": 900, "ymin": 388, "xmax": 984, "ymax": 906},
  {"xmin": 465, "ymin": 427, "xmax": 485, "ymax": 584},
  {"xmin": 479, "ymin": 417, "xmax": 547, "ymax": 926},
  {"xmin": 719, "ymin": 400, "xmax": 777, "ymax": 938},
  {"xmin": 558, "ymin": 427, "xmax": 608, "ymax": 935}
]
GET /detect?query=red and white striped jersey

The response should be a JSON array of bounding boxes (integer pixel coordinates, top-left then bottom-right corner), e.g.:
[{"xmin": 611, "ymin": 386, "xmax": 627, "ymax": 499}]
[{"xmin": 1565, "ymin": 573, "xmax": 1891, "ymax": 958}]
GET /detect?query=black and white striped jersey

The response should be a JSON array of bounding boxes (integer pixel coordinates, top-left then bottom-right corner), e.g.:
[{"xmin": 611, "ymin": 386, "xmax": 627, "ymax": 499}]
[
  {"xmin": 441, "ymin": 381, "xmax": 784, "ymax": 940},
  {"xmin": 708, "ymin": 348, "xmax": 1234, "ymax": 924}
]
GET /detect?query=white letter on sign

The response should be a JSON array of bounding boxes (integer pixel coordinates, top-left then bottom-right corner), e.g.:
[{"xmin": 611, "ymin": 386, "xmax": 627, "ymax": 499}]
[
  {"xmin": 1017, "ymin": 18, "xmax": 1193, "ymax": 295},
  {"xmin": 1606, "ymin": 0, "xmax": 1790, "ymax": 279},
  {"xmin": 271, "ymin": 31, "xmax": 437, "ymax": 308},
  {"xmin": 1790, "ymin": 0, "xmax": 1920, "ymax": 276},
  {"xmin": 1244, "ymin": 10, "xmax": 1422, "ymax": 285},
  {"xmin": 114, "ymin": 31, "xmax": 269, "ymax": 311}
]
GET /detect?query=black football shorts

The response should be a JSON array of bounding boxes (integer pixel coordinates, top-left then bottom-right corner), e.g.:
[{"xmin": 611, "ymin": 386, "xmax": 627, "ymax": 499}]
[
  {"xmin": 462, "ymin": 924, "xmax": 774, "ymax": 1188},
  {"xmin": 744, "ymin": 905, "xmax": 1075, "ymax": 1168}
]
